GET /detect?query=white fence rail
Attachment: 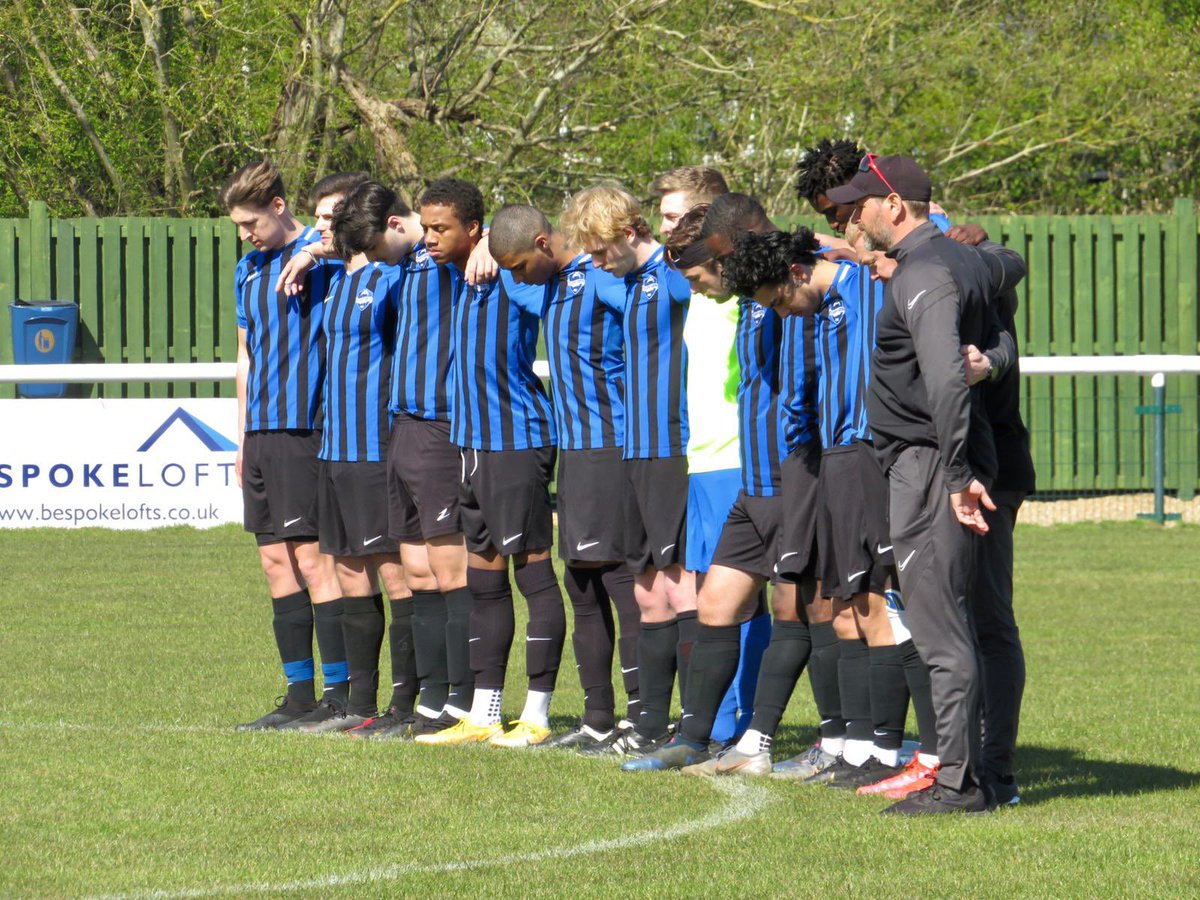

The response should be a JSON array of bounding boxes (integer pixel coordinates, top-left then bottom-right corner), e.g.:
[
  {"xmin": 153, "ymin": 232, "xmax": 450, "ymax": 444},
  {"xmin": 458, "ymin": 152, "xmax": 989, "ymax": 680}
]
[{"xmin": 0, "ymin": 356, "xmax": 1197, "ymax": 384}]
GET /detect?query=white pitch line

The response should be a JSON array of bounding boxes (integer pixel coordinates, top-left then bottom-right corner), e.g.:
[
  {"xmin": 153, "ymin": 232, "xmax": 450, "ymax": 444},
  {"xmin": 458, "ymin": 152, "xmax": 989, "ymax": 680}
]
[
  {"xmin": 0, "ymin": 719, "xmax": 226, "ymax": 737},
  {"xmin": 89, "ymin": 778, "xmax": 775, "ymax": 900}
]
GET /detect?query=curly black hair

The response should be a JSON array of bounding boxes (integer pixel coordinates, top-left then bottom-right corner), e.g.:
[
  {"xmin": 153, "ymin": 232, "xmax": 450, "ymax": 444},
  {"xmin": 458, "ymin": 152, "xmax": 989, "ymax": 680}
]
[
  {"xmin": 794, "ymin": 138, "xmax": 864, "ymax": 205},
  {"xmin": 721, "ymin": 228, "xmax": 820, "ymax": 299},
  {"xmin": 419, "ymin": 177, "xmax": 485, "ymax": 229}
]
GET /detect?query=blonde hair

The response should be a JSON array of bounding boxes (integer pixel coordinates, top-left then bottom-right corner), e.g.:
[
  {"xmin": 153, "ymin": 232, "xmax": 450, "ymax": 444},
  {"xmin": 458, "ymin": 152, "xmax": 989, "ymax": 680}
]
[
  {"xmin": 561, "ymin": 186, "xmax": 651, "ymax": 247},
  {"xmin": 220, "ymin": 159, "xmax": 286, "ymax": 212},
  {"xmin": 649, "ymin": 166, "xmax": 729, "ymax": 204}
]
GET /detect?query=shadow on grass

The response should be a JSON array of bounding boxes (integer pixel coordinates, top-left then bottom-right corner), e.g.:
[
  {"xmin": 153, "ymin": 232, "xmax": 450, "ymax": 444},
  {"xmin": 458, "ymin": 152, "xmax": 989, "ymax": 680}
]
[{"xmin": 768, "ymin": 725, "xmax": 1200, "ymax": 802}]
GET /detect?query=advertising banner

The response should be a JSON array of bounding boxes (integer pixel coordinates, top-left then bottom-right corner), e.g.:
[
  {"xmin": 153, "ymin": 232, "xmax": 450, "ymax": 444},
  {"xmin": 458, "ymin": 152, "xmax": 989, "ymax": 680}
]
[{"xmin": 0, "ymin": 399, "xmax": 242, "ymax": 529}]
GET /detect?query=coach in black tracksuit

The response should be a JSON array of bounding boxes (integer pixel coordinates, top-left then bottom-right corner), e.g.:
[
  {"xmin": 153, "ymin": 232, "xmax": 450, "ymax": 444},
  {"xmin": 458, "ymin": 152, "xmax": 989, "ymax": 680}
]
[{"xmin": 829, "ymin": 155, "xmax": 1026, "ymax": 814}]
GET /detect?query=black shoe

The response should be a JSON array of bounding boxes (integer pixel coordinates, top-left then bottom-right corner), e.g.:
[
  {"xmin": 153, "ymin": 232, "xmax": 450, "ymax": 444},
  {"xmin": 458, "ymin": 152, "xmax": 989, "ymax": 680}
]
[
  {"xmin": 987, "ymin": 776, "xmax": 1021, "ymax": 808},
  {"xmin": 235, "ymin": 696, "xmax": 316, "ymax": 732},
  {"xmin": 592, "ymin": 728, "xmax": 672, "ymax": 758},
  {"xmin": 346, "ymin": 705, "xmax": 406, "ymax": 739},
  {"xmin": 826, "ymin": 757, "xmax": 903, "ymax": 790},
  {"xmin": 802, "ymin": 754, "xmax": 859, "ymax": 785},
  {"xmin": 881, "ymin": 781, "xmax": 991, "ymax": 815},
  {"xmin": 407, "ymin": 712, "xmax": 461, "ymax": 737},
  {"xmin": 279, "ymin": 697, "xmax": 370, "ymax": 734},
  {"xmin": 548, "ymin": 724, "xmax": 615, "ymax": 750}
]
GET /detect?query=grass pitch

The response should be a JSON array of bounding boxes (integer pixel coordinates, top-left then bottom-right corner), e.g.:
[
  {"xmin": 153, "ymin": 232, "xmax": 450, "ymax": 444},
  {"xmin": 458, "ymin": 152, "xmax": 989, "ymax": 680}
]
[{"xmin": 2, "ymin": 522, "xmax": 1198, "ymax": 898}]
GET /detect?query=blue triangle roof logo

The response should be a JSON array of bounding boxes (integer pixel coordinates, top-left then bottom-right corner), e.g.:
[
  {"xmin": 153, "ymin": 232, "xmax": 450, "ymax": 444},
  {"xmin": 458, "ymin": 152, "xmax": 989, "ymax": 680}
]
[{"xmin": 138, "ymin": 407, "xmax": 238, "ymax": 452}]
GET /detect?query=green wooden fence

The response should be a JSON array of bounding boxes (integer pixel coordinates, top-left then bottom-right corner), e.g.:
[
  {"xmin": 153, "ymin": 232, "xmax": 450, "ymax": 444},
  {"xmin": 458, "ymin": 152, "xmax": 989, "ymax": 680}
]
[{"xmin": 1, "ymin": 200, "xmax": 1197, "ymax": 498}]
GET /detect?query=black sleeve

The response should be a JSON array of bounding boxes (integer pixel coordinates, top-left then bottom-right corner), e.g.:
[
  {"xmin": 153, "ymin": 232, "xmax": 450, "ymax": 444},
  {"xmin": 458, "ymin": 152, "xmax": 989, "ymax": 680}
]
[{"xmin": 897, "ymin": 272, "xmax": 975, "ymax": 492}]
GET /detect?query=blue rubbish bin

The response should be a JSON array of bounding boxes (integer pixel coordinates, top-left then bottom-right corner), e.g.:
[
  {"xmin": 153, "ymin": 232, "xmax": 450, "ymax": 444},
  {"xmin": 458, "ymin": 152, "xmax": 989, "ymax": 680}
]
[{"xmin": 9, "ymin": 300, "xmax": 79, "ymax": 398}]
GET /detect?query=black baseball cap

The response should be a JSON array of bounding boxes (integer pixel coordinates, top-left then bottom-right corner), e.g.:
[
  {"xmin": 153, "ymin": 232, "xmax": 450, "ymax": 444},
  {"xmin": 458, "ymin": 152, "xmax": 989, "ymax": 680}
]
[{"xmin": 825, "ymin": 154, "xmax": 932, "ymax": 204}]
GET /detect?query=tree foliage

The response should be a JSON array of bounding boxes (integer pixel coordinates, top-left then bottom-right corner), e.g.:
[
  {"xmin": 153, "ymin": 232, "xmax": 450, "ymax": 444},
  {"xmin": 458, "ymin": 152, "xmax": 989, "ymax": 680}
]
[{"xmin": 0, "ymin": 0, "xmax": 1196, "ymax": 218}]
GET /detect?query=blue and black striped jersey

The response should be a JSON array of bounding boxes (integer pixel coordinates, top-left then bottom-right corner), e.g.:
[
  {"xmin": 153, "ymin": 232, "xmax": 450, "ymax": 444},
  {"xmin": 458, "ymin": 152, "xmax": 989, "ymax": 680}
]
[
  {"xmin": 779, "ymin": 313, "xmax": 820, "ymax": 454},
  {"xmin": 622, "ymin": 247, "xmax": 690, "ymax": 459},
  {"xmin": 391, "ymin": 241, "xmax": 459, "ymax": 422},
  {"xmin": 450, "ymin": 269, "xmax": 556, "ymax": 451},
  {"xmin": 734, "ymin": 298, "xmax": 787, "ymax": 496},
  {"xmin": 319, "ymin": 262, "xmax": 399, "ymax": 463},
  {"xmin": 235, "ymin": 226, "xmax": 334, "ymax": 432},
  {"xmin": 814, "ymin": 261, "xmax": 885, "ymax": 449},
  {"xmin": 544, "ymin": 254, "xmax": 626, "ymax": 450}
]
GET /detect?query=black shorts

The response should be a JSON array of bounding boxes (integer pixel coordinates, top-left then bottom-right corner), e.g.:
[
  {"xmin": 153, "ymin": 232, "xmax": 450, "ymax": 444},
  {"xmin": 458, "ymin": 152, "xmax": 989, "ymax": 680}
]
[
  {"xmin": 242, "ymin": 429, "xmax": 320, "ymax": 546},
  {"xmin": 387, "ymin": 415, "xmax": 462, "ymax": 542},
  {"xmin": 775, "ymin": 446, "xmax": 821, "ymax": 580},
  {"xmin": 623, "ymin": 456, "xmax": 688, "ymax": 574},
  {"xmin": 317, "ymin": 459, "xmax": 399, "ymax": 557},
  {"xmin": 711, "ymin": 491, "xmax": 783, "ymax": 582},
  {"xmin": 557, "ymin": 447, "xmax": 625, "ymax": 564},
  {"xmin": 817, "ymin": 441, "xmax": 895, "ymax": 600},
  {"xmin": 459, "ymin": 446, "xmax": 556, "ymax": 556}
]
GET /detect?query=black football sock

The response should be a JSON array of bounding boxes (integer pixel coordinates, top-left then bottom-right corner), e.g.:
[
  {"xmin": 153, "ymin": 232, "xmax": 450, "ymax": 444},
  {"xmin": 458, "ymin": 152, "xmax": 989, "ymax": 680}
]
[
  {"xmin": 342, "ymin": 594, "xmax": 385, "ymax": 717},
  {"xmin": 565, "ymin": 566, "xmax": 617, "ymax": 732},
  {"xmin": 387, "ymin": 598, "xmax": 418, "ymax": 714},
  {"xmin": 900, "ymin": 638, "xmax": 938, "ymax": 756},
  {"xmin": 838, "ymin": 638, "xmax": 872, "ymax": 763},
  {"xmin": 679, "ymin": 623, "xmax": 741, "ymax": 743},
  {"xmin": 443, "ymin": 586, "xmax": 475, "ymax": 714},
  {"xmin": 514, "ymin": 558, "xmax": 567, "ymax": 693},
  {"xmin": 272, "ymin": 590, "xmax": 315, "ymax": 707},
  {"xmin": 410, "ymin": 590, "xmax": 449, "ymax": 715},
  {"xmin": 868, "ymin": 643, "xmax": 908, "ymax": 762},
  {"xmin": 808, "ymin": 621, "xmax": 846, "ymax": 741},
  {"xmin": 313, "ymin": 598, "xmax": 348, "ymax": 704},
  {"xmin": 467, "ymin": 567, "xmax": 514, "ymax": 690},
  {"xmin": 602, "ymin": 564, "xmax": 641, "ymax": 720},
  {"xmin": 636, "ymin": 617, "xmax": 678, "ymax": 739},
  {"xmin": 747, "ymin": 619, "xmax": 812, "ymax": 737},
  {"xmin": 675, "ymin": 609, "xmax": 699, "ymax": 711}
]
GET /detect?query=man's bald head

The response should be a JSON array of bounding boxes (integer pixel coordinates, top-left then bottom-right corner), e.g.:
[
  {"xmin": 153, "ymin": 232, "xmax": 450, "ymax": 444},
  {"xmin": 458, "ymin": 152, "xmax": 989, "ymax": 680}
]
[{"xmin": 489, "ymin": 204, "xmax": 554, "ymax": 260}]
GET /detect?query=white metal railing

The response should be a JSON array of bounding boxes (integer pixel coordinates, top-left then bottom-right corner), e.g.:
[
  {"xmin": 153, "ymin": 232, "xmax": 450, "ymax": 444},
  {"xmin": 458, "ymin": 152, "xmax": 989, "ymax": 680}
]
[{"xmin": 0, "ymin": 356, "xmax": 1197, "ymax": 384}]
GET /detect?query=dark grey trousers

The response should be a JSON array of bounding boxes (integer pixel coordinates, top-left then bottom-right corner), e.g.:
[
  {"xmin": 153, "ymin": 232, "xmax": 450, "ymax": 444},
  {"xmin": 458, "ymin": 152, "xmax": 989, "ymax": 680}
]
[
  {"xmin": 971, "ymin": 493, "xmax": 1026, "ymax": 783},
  {"xmin": 887, "ymin": 446, "xmax": 980, "ymax": 791}
]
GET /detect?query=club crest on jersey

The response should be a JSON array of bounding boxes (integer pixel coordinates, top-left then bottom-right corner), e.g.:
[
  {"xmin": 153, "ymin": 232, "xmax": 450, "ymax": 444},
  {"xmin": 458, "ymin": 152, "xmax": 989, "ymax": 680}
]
[
  {"xmin": 826, "ymin": 299, "xmax": 846, "ymax": 325},
  {"xmin": 642, "ymin": 274, "xmax": 659, "ymax": 297},
  {"xmin": 567, "ymin": 270, "xmax": 586, "ymax": 296},
  {"xmin": 751, "ymin": 303, "xmax": 767, "ymax": 322},
  {"xmin": 411, "ymin": 246, "xmax": 431, "ymax": 268},
  {"xmin": 355, "ymin": 288, "xmax": 374, "ymax": 310}
]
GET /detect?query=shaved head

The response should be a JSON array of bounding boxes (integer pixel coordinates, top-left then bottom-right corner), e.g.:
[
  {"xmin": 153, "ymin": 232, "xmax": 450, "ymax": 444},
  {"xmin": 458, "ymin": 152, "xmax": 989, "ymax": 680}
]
[{"xmin": 489, "ymin": 204, "xmax": 554, "ymax": 260}]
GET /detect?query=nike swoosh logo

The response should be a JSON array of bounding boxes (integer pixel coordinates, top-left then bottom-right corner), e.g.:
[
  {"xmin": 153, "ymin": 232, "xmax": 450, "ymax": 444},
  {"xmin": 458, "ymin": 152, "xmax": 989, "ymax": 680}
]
[
  {"xmin": 502, "ymin": 533, "xmax": 523, "ymax": 545},
  {"xmin": 877, "ymin": 544, "xmax": 893, "ymax": 554},
  {"xmin": 847, "ymin": 569, "xmax": 868, "ymax": 582},
  {"xmin": 363, "ymin": 535, "xmax": 384, "ymax": 546},
  {"xmin": 778, "ymin": 551, "xmax": 799, "ymax": 561},
  {"xmin": 526, "ymin": 636, "xmax": 552, "ymax": 642},
  {"xmin": 621, "ymin": 666, "xmax": 638, "ymax": 673},
  {"xmin": 576, "ymin": 540, "xmax": 600, "ymax": 551},
  {"xmin": 898, "ymin": 549, "xmax": 917, "ymax": 571},
  {"xmin": 436, "ymin": 508, "xmax": 451, "ymax": 521},
  {"xmin": 283, "ymin": 517, "xmax": 303, "ymax": 527},
  {"xmin": 907, "ymin": 289, "xmax": 927, "ymax": 310},
  {"xmin": 660, "ymin": 544, "xmax": 675, "ymax": 555},
  {"xmin": 246, "ymin": 270, "xmax": 260, "ymax": 281},
  {"xmin": 469, "ymin": 637, "xmax": 481, "ymax": 642}
]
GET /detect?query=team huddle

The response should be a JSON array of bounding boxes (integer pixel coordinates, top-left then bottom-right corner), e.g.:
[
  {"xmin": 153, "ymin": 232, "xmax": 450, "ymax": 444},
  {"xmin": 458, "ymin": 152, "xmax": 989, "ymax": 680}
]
[{"xmin": 223, "ymin": 140, "xmax": 1033, "ymax": 816}]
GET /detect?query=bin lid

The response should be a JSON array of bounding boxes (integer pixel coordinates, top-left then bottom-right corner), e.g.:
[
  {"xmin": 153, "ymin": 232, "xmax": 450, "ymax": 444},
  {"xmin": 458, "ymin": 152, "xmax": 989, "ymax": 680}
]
[{"xmin": 11, "ymin": 299, "xmax": 78, "ymax": 308}]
